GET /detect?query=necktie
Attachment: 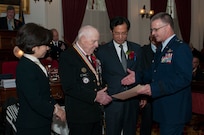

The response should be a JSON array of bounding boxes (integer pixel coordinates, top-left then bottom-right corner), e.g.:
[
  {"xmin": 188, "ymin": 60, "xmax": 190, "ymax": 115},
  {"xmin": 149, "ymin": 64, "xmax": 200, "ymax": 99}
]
[
  {"xmin": 54, "ymin": 41, "xmax": 58, "ymax": 47},
  {"xmin": 86, "ymin": 55, "xmax": 96, "ymax": 69},
  {"xmin": 154, "ymin": 44, "xmax": 162, "ymax": 64},
  {"xmin": 8, "ymin": 20, "xmax": 13, "ymax": 30},
  {"xmin": 91, "ymin": 55, "xmax": 97, "ymax": 69},
  {"xmin": 119, "ymin": 44, "xmax": 127, "ymax": 71},
  {"xmin": 156, "ymin": 44, "xmax": 162, "ymax": 53}
]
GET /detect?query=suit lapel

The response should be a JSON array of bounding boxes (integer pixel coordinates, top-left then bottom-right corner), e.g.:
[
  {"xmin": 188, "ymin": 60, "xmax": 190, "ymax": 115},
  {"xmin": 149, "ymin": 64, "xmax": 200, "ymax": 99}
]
[
  {"xmin": 108, "ymin": 42, "xmax": 126, "ymax": 73},
  {"xmin": 126, "ymin": 43, "xmax": 137, "ymax": 70},
  {"xmin": 162, "ymin": 36, "xmax": 177, "ymax": 54}
]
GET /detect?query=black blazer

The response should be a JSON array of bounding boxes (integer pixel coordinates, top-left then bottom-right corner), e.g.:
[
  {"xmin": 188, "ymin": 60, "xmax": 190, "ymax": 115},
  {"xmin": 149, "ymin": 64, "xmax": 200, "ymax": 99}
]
[
  {"xmin": 0, "ymin": 17, "xmax": 23, "ymax": 30},
  {"xmin": 16, "ymin": 56, "xmax": 56, "ymax": 128},
  {"xmin": 59, "ymin": 46, "xmax": 102, "ymax": 123}
]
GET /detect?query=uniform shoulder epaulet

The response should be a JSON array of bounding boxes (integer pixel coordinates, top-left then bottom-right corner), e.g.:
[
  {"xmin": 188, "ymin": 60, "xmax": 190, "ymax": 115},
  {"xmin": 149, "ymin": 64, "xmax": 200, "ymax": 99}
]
[{"xmin": 175, "ymin": 39, "xmax": 183, "ymax": 43}]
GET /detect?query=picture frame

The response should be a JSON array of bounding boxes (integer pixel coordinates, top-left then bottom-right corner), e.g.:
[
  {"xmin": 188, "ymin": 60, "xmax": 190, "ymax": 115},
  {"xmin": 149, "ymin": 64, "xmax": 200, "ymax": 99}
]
[{"xmin": 0, "ymin": 0, "xmax": 30, "ymax": 14}]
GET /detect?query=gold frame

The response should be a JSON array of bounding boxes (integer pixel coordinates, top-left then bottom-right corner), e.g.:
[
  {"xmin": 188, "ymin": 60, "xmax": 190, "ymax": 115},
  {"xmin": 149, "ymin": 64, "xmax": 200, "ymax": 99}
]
[{"xmin": 0, "ymin": 0, "xmax": 30, "ymax": 14}]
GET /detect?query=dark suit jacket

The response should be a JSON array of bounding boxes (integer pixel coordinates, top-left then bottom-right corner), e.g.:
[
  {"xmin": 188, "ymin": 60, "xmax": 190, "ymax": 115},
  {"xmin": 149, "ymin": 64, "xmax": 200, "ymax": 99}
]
[
  {"xmin": 144, "ymin": 36, "xmax": 192, "ymax": 124},
  {"xmin": 95, "ymin": 41, "xmax": 142, "ymax": 134},
  {"xmin": 59, "ymin": 46, "xmax": 102, "ymax": 123},
  {"xmin": 0, "ymin": 17, "xmax": 23, "ymax": 30},
  {"xmin": 96, "ymin": 41, "xmax": 142, "ymax": 95},
  {"xmin": 141, "ymin": 44, "xmax": 155, "ymax": 70},
  {"xmin": 192, "ymin": 67, "xmax": 204, "ymax": 81},
  {"xmin": 16, "ymin": 56, "xmax": 56, "ymax": 128},
  {"xmin": 140, "ymin": 44, "xmax": 155, "ymax": 84}
]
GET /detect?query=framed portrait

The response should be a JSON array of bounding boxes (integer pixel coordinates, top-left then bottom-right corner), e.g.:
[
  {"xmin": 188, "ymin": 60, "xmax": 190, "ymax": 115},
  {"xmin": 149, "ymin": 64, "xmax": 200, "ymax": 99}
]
[{"xmin": 0, "ymin": 0, "xmax": 30, "ymax": 14}]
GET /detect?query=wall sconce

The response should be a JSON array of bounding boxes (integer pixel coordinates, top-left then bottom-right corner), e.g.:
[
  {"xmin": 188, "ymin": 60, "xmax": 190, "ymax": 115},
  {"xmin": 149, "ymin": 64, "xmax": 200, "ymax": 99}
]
[
  {"xmin": 140, "ymin": 5, "xmax": 154, "ymax": 18},
  {"xmin": 34, "ymin": 0, "xmax": 52, "ymax": 4}
]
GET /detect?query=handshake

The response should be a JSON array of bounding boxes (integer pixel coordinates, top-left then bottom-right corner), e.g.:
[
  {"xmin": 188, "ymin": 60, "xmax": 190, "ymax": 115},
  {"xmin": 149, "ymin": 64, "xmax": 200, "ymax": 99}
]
[
  {"xmin": 112, "ymin": 84, "xmax": 151, "ymax": 100},
  {"xmin": 94, "ymin": 84, "xmax": 151, "ymax": 103}
]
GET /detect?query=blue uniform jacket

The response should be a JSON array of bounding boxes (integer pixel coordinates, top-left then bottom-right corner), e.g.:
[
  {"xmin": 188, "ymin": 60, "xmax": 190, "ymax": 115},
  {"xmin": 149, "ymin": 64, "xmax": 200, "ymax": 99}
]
[{"xmin": 143, "ymin": 36, "xmax": 193, "ymax": 124}]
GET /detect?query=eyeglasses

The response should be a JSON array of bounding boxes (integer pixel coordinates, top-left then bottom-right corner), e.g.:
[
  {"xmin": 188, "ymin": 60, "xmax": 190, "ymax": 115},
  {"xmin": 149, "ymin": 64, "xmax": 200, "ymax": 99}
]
[
  {"xmin": 151, "ymin": 24, "xmax": 168, "ymax": 32},
  {"xmin": 113, "ymin": 32, "xmax": 128, "ymax": 36}
]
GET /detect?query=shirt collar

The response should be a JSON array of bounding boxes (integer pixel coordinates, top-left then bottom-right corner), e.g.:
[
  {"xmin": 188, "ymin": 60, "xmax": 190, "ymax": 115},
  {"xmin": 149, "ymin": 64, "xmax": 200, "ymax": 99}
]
[
  {"xmin": 151, "ymin": 43, "xmax": 157, "ymax": 53},
  {"xmin": 113, "ymin": 40, "xmax": 128, "ymax": 52},
  {"xmin": 162, "ymin": 34, "xmax": 175, "ymax": 51},
  {"xmin": 24, "ymin": 54, "xmax": 39, "ymax": 63}
]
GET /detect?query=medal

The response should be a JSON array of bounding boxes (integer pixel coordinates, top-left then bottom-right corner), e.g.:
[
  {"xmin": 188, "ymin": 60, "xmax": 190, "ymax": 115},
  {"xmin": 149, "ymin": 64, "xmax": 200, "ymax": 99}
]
[
  {"xmin": 81, "ymin": 67, "xmax": 87, "ymax": 73},
  {"xmin": 82, "ymin": 77, "xmax": 89, "ymax": 84}
]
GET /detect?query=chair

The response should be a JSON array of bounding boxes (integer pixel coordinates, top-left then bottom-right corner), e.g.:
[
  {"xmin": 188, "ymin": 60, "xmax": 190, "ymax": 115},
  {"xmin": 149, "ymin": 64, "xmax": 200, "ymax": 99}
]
[
  {"xmin": 2, "ymin": 97, "xmax": 19, "ymax": 135},
  {"xmin": 2, "ymin": 61, "xmax": 18, "ymax": 79}
]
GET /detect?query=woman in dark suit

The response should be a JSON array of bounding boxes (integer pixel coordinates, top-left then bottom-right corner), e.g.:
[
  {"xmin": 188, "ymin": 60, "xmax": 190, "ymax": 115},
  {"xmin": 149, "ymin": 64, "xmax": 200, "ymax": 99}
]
[{"xmin": 15, "ymin": 23, "xmax": 65, "ymax": 135}]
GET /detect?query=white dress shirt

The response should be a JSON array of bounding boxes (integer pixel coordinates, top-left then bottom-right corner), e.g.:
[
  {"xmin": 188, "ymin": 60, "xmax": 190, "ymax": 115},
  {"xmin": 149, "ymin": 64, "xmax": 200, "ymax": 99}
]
[{"xmin": 113, "ymin": 40, "xmax": 128, "ymax": 62}]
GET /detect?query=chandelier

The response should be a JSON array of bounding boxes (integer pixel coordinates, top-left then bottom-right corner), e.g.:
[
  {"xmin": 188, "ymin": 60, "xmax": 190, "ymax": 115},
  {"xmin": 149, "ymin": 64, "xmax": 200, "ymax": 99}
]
[{"xmin": 34, "ymin": 0, "xmax": 52, "ymax": 4}]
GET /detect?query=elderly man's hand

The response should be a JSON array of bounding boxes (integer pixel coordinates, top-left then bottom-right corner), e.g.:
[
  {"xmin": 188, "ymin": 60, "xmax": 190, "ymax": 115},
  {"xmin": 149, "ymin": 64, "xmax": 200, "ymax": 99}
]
[{"xmin": 95, "ymin": 87, "xmax": 112, "ymax": 105}]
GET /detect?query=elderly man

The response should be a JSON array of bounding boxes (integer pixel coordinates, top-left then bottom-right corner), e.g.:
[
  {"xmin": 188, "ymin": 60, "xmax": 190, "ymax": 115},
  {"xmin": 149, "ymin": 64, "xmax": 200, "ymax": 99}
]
[
  {"xmin": 59, "ymin": 25, "xmax": 112, "ymax": 135},
  {"xmin": 0, "ymin": 5, "xmax": 23, "ymax": 30}
]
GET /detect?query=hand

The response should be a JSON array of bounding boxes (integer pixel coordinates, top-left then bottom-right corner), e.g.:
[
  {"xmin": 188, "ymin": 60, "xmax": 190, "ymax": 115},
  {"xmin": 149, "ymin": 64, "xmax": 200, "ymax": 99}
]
[
  {"xmin": 95, "ymin": 87, "xmax": 112, "ymax": 105},
  {"xmin": 121, "ymin": 69, "xmax": 135, "ymax": 85},
  {"xmin": 54, "ymin": 104, "xmax": 66, "ymax": 122},
  {"xmin": 137, "ymin": 84, "xmax": 151, "ymax": 96},
  {"xmin": 139, "ymin": 99, "xmax": 147, "ymax": 108}
]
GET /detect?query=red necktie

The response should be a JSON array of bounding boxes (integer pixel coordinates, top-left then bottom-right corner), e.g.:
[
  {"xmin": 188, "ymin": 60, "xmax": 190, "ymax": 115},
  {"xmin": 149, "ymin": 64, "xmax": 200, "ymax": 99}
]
[{"xmin": 91, "ymin": 55, "xmax": 96, "ymax": 69}]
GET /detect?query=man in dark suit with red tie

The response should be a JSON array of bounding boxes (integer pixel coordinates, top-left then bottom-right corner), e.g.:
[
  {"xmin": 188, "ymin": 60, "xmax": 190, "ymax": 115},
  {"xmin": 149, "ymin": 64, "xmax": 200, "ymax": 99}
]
[
  {"xmin": 96, "ymin": 16, "xmax": 145, "ymax": 135},
  {"xmin": 0, "ymin": 5, "xmax": 23, "ymax": 30}
]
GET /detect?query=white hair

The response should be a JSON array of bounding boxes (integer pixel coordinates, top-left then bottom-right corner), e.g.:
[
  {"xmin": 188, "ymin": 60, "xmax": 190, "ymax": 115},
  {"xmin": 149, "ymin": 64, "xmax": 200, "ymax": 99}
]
[{"xmin": 77, "ymin": 25, "xmax": 99, "ymax": 40}]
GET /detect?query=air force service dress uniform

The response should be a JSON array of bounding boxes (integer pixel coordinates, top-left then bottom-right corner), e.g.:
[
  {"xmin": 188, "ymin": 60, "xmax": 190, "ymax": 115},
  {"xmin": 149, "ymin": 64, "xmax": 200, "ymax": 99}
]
[{"xmin": 143, "ymin": 35, "xmax": 192, "ymax": 134}]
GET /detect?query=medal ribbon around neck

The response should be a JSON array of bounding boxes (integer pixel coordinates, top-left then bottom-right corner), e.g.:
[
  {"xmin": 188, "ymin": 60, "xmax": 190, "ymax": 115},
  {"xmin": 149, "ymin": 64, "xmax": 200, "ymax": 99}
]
[{"xmin": 73, "ymin": 44, "xmax": 100, "ymax": 84}]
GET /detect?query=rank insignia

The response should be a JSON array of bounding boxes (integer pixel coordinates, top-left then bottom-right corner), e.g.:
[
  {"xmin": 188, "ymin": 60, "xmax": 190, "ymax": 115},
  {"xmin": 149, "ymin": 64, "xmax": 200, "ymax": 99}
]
[{"xmin": 167, "ymin": 49, "xmax": 173, "ymax": 53}]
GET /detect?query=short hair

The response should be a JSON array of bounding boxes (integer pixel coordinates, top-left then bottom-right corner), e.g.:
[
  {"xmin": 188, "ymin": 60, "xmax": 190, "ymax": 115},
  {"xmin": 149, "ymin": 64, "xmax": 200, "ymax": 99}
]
[
  {"xmin": 16, "ymin": 23, "xmax": 53, "ymax": 54},
  {"xmin": 77, "ymin": 25, "xmax": 99, "ymax": 40},
  {"xmin": 7, "ymin": 5, "xmax": 15, "ymax": 11},
  {"xmin": 110, "ymin": 16, "xmax": 130, "ymax": 31},
  {"xmin": 151, "ymin": 12, "xmax": 174, "ymax": 30}
]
